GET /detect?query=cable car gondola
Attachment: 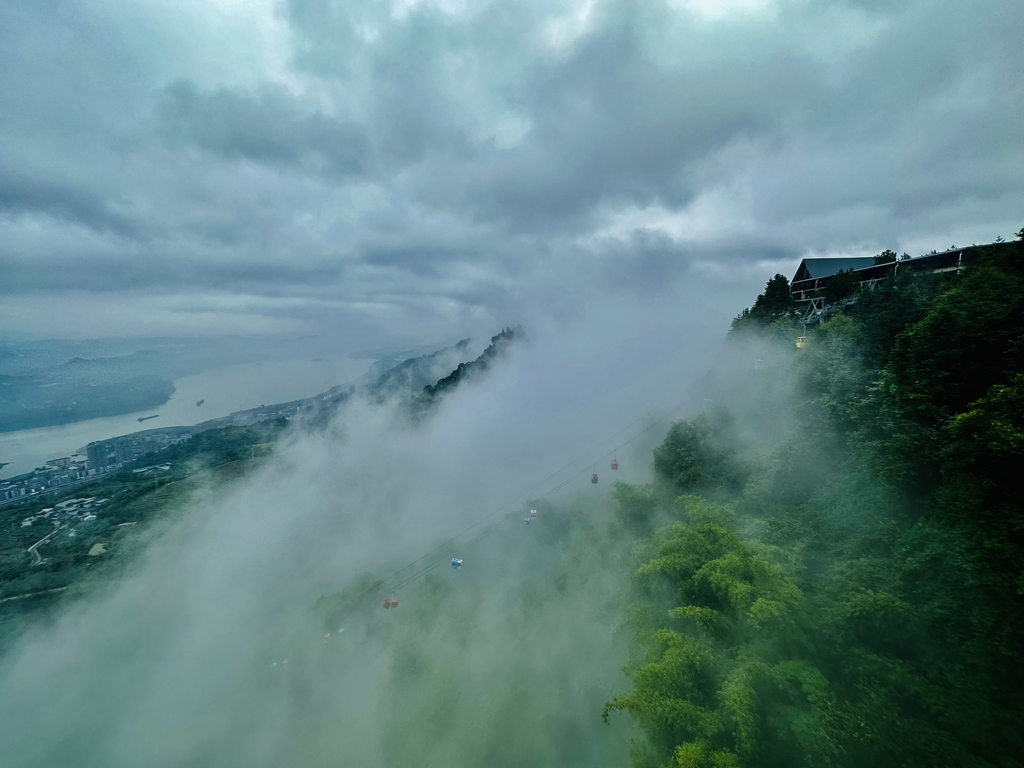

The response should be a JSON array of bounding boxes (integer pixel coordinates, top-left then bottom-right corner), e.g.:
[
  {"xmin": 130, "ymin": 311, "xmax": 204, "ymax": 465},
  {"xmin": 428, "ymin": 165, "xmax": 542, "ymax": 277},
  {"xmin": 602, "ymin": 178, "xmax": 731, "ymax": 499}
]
[
  {"xmin": 611, "ymin": 457, "xmax": 618, "ymax": 470},
  {"xmin": 529, "ymin": 509, "xmax": 537, "ymax": 520},
  {"xmin": 591, "ymin": 473, "xmax": 599, "ymax": 484},
  {"xmin": 451, "ymin": 558, "xmax": 463, "ymax": 569},
  {"xmin": 383, "ymin": 598, "xmax": 398, "ymax": 609}
]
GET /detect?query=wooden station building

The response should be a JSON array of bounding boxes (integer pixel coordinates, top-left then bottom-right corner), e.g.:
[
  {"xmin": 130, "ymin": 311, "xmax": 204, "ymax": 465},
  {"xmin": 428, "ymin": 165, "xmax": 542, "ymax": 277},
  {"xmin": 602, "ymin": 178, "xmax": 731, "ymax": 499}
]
[{"xmin": 790, "ymin": 247, "xmax": 971, "ymax": 302}]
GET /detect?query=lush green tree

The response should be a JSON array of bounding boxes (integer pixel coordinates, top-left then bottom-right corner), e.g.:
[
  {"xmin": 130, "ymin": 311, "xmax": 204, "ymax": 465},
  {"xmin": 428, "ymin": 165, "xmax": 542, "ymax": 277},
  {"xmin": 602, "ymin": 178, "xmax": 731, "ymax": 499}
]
[
  {"xmin": 821, "ymin": 269, "xmax": 859, "ymax": 304},
  {"xmin": 606, "ymin": 498, "xmax": 840, "ymax": 768},
  {"xmin": 614, "ymin": 240, "xmax": 1024, "ymax": 767},
  {"xmin": 610, "ymin": 482, "xmax": 660, "ymax": 538},
  {"xmin": 843, "ymin": 269, "xmax": 945, "ymax": 369},
  {"xmin": 731, "ymin": 275, "xmax": 797, "ymax": 333},
  {"xmin": 940, "ymin": 374, "xmax": 1024, "ymax": 592},
  {"xmin": 653, "ymin": 414, "xmax": 745, "ymax": 495},
  {"xmin": 887, "ymin": 260, "xmax": 1024, "ymax": 418}
]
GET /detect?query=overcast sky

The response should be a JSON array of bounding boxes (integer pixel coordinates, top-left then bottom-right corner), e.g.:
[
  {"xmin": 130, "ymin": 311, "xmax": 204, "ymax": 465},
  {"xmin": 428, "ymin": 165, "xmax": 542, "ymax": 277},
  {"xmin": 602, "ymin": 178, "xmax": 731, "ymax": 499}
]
[{"xmin": 1, "ymin": 0, "xmax": 1021, "ymax": 344}]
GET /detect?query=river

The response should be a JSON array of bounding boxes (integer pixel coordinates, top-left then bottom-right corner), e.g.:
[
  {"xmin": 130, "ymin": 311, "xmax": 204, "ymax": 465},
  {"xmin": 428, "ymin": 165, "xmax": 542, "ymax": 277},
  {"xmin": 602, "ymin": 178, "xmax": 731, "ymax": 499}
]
[{"xmin": 0, "ymin": 356, "xmax": 371, "ymax": 479}]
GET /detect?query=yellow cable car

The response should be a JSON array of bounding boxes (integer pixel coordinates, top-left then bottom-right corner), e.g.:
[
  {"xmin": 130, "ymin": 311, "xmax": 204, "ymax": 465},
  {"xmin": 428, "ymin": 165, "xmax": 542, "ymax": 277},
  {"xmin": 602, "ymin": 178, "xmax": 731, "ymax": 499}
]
[{"xmin": 795, "ymin": 336, "xmax": 808, "ymax": 349}]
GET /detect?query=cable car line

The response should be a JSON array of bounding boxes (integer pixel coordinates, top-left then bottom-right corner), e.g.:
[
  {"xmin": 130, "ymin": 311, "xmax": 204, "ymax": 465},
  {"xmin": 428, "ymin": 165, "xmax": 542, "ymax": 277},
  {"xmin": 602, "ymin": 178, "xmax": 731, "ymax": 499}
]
[
  {"xmin": 349, "ymin": 405, "xmax": 666, "ymax": 605},
  {"xmin": 383, "ymin": 406, "xmax": 681, "ymax": 602},
  {"xmin": 377, "ymin": 408, "xmax": 679, "ymax": 603}
]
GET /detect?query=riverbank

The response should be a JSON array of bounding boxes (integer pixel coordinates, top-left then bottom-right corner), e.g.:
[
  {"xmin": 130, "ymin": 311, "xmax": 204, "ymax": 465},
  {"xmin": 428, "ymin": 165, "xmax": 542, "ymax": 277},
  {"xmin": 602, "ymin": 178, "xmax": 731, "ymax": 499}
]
[{"xmin": 0, "ymin": 356, "xmax": 371, "ymax": 479}]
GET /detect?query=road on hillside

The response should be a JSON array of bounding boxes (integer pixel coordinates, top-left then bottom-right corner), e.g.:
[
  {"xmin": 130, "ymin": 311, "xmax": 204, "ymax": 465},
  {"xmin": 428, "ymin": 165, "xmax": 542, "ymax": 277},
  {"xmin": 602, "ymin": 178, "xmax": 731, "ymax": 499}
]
[{"xmin": 27, "ymin": 524, "xmax": 68, "ymax": 566}]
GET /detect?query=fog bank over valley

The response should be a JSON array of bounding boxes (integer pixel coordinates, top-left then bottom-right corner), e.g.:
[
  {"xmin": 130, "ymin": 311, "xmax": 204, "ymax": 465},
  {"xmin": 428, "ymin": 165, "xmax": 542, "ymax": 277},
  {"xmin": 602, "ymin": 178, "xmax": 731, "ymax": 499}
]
[{"xmin": 0, "ymin": 296, "xmax": 721, "ymax": 767}]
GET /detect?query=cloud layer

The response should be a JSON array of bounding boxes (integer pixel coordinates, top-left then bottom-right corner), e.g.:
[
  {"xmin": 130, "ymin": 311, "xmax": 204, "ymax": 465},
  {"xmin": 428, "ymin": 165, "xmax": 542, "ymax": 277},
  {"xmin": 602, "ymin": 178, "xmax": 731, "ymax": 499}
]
[
  {"xmin": 0, "ymin": 309, "xmax": 714, "ymax": 766},
  {"xmin": 1, "ymin": 0, "xmax": 1021, "ymax": 341}
]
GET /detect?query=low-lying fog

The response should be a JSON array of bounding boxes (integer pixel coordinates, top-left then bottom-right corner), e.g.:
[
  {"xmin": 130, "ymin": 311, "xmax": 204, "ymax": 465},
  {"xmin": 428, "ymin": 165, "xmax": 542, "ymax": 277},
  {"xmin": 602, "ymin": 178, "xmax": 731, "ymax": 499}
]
[{"xmin": 0, "ymin": 297, "xmax": 729, "ymax": 767}]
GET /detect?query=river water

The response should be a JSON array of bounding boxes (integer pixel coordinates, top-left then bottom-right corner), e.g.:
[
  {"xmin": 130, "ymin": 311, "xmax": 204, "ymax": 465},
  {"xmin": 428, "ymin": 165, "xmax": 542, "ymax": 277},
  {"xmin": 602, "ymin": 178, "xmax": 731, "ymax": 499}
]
[{"xmin": 0, "ymin": 356, "xmax": 371, "ymax": 479}]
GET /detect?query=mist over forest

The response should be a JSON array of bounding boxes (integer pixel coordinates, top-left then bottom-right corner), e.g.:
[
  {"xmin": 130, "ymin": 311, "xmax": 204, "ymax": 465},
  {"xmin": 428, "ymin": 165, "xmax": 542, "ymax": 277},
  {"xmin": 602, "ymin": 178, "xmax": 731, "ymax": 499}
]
[
  {"xmin": 2, "ymin": 0, "xmax": 1023, "ymax": 764},
  {"xmin": 1, "ymin": 239, "xmax": 1023, "ymax": 766},
  {"xmin": 0, "ymin": 301, "xmax": 714, "ymax": 767}
]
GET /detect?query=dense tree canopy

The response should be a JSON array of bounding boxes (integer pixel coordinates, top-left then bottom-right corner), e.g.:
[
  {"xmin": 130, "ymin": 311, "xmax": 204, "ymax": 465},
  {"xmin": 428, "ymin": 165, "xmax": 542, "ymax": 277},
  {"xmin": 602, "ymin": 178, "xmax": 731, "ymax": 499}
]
[
  {"xmin": 872, "ymin": 248, "xmax": 898, "ymax": 265},
  {"xmin": 610, "ymin": 240, "xmax": 1024, "ymax": 767},
  {"xmin": 730, "ymin": 275, "xmax": 796, "ymax": 333},
  {"xmin": 652, "ymin": 413, "xmax": 745, "ymax": 496},
  {"xmin": 821, "ymin": 269, "xmax": 859, "ymax": 304}
]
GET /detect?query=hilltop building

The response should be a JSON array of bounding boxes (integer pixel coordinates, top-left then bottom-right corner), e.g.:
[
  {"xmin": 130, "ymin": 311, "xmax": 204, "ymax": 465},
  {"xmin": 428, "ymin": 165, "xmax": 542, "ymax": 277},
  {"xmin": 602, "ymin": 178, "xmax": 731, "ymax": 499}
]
[
  {"xmin": 790, "ymin": 247, "xmax": 971, "ymax": 302},
  {"xmin": 791, "ymin": 257, "xmax": 874, "ymax": 290}
]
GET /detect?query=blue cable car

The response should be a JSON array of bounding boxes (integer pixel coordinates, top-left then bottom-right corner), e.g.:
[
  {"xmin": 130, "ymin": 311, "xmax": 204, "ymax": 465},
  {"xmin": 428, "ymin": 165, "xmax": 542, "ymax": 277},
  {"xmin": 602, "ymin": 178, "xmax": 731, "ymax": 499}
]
[{"xmin": 451, "ymin": 557, "xmax": 463, "ymax": 569}]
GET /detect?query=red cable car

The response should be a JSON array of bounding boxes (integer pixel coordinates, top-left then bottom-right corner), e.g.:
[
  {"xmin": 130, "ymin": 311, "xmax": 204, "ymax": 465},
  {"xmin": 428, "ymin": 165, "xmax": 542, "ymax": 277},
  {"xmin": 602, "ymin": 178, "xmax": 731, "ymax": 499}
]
[{"xmin": 611, "ymin": 458, "xmax": 619, "ymax": 470}]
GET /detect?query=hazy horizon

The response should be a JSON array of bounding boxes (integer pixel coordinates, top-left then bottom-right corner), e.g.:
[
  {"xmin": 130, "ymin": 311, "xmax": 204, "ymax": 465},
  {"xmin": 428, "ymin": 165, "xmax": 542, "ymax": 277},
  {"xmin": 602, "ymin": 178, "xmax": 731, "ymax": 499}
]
[{"xmin": 3, "ymin": 0, "xmax": 1021, "ymax": 347}]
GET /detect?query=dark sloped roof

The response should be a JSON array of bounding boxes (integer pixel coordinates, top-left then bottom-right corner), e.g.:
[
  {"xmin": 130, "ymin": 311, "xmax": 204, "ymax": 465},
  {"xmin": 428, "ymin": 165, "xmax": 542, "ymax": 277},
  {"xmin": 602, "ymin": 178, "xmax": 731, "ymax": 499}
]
[{"xmin": 793, "ymin": 257, "xmax": 875, "ymax": 282}]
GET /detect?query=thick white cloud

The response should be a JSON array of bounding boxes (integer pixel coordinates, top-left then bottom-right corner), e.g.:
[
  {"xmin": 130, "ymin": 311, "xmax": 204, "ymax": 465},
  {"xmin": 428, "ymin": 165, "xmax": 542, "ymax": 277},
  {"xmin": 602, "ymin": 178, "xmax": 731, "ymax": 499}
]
[{"xmin": 1, "ymin": 0, "xmax": 1021, "ymax": 341}]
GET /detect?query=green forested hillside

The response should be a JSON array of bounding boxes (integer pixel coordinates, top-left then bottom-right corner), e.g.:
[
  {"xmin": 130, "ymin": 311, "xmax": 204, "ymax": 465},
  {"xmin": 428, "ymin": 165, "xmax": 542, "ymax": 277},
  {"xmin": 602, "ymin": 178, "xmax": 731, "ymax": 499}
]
[
  {"xmin": 420, "ymin": 327, "xmax": 521, "ymax": 401},
  {"xmin": 605, "ymin": 240, "xmax": 1024, "ymax": 766}
]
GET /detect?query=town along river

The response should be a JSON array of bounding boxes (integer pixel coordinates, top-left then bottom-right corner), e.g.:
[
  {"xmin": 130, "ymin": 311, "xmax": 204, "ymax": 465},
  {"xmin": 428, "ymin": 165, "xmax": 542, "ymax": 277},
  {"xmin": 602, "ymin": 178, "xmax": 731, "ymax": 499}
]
[{"xmin": 0, "ymin": 357, "xmax": 370, "ymax": 479}]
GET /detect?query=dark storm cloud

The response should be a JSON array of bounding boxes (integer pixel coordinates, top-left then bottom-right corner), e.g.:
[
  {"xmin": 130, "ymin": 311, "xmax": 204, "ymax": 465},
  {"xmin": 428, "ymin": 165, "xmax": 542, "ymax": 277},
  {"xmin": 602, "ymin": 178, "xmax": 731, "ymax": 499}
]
[
  {"xmin": 362, "ymin": 243, "xmax": 481, "ymax": 277},
  {"xmin": 0, "ymin": 166, "xmax": 137, "ymax": 236},
  {"xmin": 279, "ymin": 1, "xmax": 806, "ymax": 230},
  {"xmin": 0, "ymin": 253, "xmax": 343, "ymax": 296},
  {"xmin": 0, "ymin": 0, "xmax": 1021, "ymax": 338},
  {"xmin": 156, "ymin": 82, "xmax": 370, "ymax": 176},
  {"xmin": 447, "ymin": 22, "xmax": 810, "ymax": 228}
]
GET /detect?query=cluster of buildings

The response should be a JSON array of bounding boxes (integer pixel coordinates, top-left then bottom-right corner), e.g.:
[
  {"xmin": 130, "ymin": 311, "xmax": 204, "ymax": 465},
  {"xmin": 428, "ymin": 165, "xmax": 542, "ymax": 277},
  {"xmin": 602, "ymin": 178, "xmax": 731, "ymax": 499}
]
[
  {"xmin": 1, "ymin": 376, "xmax": 336, "ymax": 508},
  {"xmin": 20, "ymin": 497, "xmax": 109, "ymax": 528},
  {"xmin": 0, "ymin": 430, "xmax": 189, "ymax": 505},
  {"xmin": 85, "ymin": 431, "xmax": 190, "ymax": 472},
  {"xmin": 1, "ymin": 456, "xmax": 91, "ymax": 503},
  {"xmin": 205, "ymin": 401, "xmax": 309, "ymax": 427}
]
